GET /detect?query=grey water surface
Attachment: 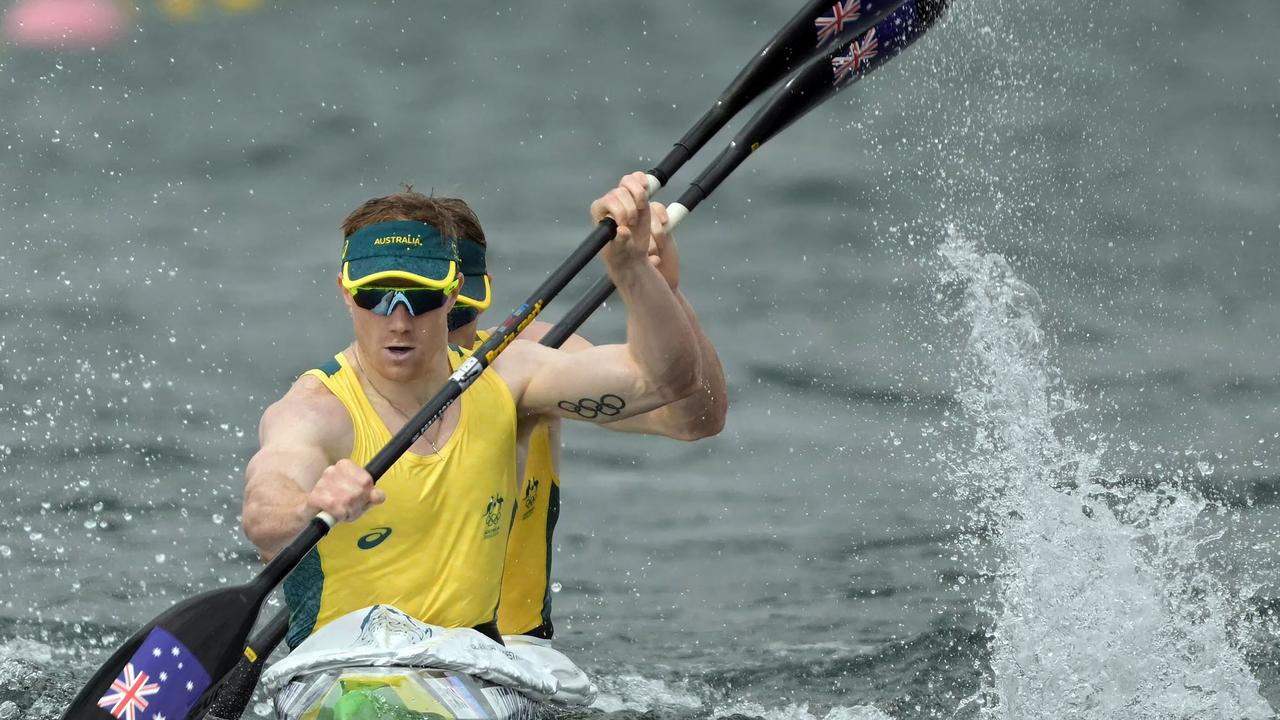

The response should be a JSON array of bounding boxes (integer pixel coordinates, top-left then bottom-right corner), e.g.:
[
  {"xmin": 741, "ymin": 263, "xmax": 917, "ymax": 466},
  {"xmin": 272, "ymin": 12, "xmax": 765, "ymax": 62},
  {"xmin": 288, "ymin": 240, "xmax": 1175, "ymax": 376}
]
[{"xmin": 1, "ymin": 1, "xmax": 1278, "ymax": 718}]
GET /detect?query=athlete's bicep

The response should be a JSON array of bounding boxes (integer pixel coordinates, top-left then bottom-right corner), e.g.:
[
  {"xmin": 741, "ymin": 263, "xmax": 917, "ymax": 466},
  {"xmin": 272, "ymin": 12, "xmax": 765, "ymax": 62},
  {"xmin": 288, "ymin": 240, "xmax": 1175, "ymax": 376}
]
[
  {"xmin": 245, "ymin": 386, "xmax": 350, "ymax": 496},
  {"xmin": 514, "ymin": 342, "xmax": 675, "ymax": 424}
]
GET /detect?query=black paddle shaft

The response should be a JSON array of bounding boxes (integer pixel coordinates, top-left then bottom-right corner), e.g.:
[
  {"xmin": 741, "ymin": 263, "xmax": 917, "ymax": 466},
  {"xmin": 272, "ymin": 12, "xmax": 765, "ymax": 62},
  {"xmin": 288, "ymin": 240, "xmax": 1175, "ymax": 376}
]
[{"xmin": 258, "ymin": 217, "xmax": 621, "ymax": 590}]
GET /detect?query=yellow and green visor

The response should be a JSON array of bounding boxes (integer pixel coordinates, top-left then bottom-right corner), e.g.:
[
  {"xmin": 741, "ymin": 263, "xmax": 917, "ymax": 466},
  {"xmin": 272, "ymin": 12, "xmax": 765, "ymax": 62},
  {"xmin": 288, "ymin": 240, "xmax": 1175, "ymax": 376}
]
[{"xmin": 340, "ymin": 220, "xmax": 460, "ymax": 294}]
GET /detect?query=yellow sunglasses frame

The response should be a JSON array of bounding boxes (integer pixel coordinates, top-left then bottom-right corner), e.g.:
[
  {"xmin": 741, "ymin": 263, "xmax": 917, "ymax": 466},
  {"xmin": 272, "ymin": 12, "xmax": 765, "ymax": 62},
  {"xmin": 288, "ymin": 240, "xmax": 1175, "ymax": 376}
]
[{"xmin": 341, "ymin": 261, "xmax": 461, "ymax": 296}]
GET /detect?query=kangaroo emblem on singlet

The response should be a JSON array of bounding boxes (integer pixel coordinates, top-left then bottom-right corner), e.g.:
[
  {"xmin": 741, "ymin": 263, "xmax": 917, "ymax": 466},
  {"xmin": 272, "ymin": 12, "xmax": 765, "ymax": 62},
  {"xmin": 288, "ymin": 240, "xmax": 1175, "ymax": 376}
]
[
  {"xmin": 522, "ymin": 478, "xmax": 539, "ymax": 519},
  {"xmin": 482, "ymin": 495, "xmax": 505, "ymax": 539}
]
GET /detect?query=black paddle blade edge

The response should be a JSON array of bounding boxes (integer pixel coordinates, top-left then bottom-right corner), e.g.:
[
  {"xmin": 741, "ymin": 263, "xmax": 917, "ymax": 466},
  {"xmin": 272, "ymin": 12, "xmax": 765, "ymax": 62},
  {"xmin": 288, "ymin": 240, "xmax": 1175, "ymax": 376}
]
[{"xmin": 62, "ymin": 584, "xmax": 266, "ymax": 720}]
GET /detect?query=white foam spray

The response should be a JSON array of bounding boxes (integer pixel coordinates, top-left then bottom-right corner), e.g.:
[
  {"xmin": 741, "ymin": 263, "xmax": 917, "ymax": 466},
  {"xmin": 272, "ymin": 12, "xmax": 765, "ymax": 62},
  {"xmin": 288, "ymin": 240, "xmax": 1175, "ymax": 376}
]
[{"xmin": 939, "ymin": 226, "xmax": 1272, "ymax": 720}]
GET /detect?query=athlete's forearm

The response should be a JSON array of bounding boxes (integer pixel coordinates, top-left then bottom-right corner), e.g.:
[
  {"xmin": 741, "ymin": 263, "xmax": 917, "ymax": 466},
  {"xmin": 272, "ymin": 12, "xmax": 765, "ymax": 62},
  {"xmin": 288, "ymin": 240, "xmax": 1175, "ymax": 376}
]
[
  {"xmin": 609, "ymin": 260, "xmax": 701, "ymax": 403},
  {"xmin": 604, "ymin": 291, "xmax": 727, "ymax": 439},
  {"xmin": 242, "ymin": 464, "xmax": 320, "ymax": 560}
]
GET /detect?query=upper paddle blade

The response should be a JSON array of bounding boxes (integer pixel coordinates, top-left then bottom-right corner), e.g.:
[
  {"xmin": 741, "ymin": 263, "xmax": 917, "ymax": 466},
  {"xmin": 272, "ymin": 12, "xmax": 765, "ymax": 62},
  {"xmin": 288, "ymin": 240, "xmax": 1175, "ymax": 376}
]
[{"xmin": 62, "ymin": 583, "xmax": 266, "ymax": 720}]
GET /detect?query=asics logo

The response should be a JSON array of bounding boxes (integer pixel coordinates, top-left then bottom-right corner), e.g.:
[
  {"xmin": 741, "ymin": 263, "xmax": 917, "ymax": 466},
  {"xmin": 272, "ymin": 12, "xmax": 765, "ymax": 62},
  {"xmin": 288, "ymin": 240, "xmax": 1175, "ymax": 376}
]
[{"xmin": 357, "ymin": 527, "xmax": 393, "ymax": 550}]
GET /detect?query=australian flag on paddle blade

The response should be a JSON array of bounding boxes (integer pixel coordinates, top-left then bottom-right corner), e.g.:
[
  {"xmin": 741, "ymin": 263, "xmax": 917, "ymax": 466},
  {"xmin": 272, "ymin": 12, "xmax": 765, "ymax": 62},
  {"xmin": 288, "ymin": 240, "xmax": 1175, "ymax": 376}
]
[{"xmin": 96, "ymin": 627, "xmax": 212, "ymax": 720}]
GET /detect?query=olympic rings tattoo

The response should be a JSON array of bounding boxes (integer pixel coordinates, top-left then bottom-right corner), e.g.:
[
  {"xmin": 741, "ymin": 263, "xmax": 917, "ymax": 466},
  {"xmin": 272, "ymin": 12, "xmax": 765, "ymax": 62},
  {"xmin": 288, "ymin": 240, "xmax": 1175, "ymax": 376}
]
[{"xmin": 558, "ymin": 394, "xmax": 626, "ymax": 420}]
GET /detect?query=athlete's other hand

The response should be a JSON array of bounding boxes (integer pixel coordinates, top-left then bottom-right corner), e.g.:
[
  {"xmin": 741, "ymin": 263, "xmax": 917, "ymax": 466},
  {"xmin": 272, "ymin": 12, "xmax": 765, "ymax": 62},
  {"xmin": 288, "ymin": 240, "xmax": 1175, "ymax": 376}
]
[
  {"xmin": 646, "ymin": 202, "xmax": 679, "ymax": 291},
  {"xmin": 592, "ymin": 172, "xmax": 653, "ymax": 273},
  {"xmin": 307, "ymin": 458, "xmax": 386, "ymax": 523}
]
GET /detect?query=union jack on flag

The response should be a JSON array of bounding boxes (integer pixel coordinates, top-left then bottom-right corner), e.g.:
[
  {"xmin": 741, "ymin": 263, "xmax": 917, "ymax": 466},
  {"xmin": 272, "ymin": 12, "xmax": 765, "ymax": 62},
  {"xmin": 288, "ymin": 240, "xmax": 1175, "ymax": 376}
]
[
  {"xmin": 814, "ymin": 0, "xmax": 862, "ymax": 44},
  {"xmin": 96, "ymin": 664, "xmax": 160, "ymax": 720},
  {"xmin": 96, "ymin": 627, "xmax": 212, "ymax": 720},
  {"xmin": 831, "ymin": 28, "xmax": 880, "ymax": 83}
]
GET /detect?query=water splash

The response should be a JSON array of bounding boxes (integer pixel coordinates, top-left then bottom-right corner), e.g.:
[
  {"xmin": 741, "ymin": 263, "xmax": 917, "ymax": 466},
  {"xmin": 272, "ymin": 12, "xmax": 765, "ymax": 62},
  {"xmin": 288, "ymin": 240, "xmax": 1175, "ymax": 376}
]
[
  {"xmin": 939, "ymin": 226, "xmax": 1271, "ymax": 720},
  {"xmin": 713, "ymin": 701, "xmax": 894, "ymax": 720},
  {"xmin": 583, "ymin": 671, "xmax": 898, "ymax": 720},
  {"xmin": 0, "ymin": 643, "xmax": 73, "ymax": 720}
]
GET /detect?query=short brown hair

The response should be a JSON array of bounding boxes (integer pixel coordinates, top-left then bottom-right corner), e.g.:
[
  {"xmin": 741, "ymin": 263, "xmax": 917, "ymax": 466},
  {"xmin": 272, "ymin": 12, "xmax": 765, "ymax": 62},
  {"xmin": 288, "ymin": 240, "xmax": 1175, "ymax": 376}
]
[
  {"xmin": 340, "ymin": 185, "xmax": 460, "ymax": 241},
  {"xmin": 435, "ymin": 197, "xmax": 486, "ymax": 247}
]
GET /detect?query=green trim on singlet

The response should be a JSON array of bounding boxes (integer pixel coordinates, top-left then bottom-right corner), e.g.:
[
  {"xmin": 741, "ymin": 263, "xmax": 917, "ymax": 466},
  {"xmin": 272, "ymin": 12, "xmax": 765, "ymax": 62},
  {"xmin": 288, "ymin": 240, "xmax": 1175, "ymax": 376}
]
[
  {"xmin": 540, "ymin": 482, "xmax": 561, "ymax": 636},
  {"xmin": 316, "ymin": 356, "xmax": 342, "ymax": 377},
  {"xmin": 283, "ymin": 548, "xmax": 324, "ymax": 649}
]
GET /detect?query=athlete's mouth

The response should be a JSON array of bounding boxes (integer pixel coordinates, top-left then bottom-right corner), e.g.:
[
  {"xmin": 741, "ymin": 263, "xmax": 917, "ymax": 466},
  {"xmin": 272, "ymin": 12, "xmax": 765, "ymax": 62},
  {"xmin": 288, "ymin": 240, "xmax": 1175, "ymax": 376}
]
[{"xmin": 385, "ymin": 345, "xmax": 414, "ymax": 357}]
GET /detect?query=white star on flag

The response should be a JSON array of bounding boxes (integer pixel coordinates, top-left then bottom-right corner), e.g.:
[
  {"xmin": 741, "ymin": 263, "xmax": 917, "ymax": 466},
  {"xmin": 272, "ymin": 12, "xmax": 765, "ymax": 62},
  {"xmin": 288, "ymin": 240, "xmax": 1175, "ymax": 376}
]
[
  {"xmin": 185, "ymin": 681, "xmax": 194, "ymax": 692},
  {"xmin": 170, "ymin": 647, "xmax": 180, "ymax": 656},
  {"xmin": 153, "ymin": 714, "xmax": 166, "ymax": 720},
  {"xmin": 159, "ymin": 672, "xmax": 168, "ymax": 682},
  {"xmin": 151, "ymin": 648, "xmax": 162, "ymax": 657}
]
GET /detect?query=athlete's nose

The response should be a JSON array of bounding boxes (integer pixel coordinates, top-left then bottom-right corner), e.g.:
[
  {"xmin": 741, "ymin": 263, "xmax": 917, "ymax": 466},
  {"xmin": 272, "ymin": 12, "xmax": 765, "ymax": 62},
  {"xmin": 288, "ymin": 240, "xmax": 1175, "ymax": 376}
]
[{"xmin": 385, "ymin": 302, "xmax": 414, "ymax": 327}]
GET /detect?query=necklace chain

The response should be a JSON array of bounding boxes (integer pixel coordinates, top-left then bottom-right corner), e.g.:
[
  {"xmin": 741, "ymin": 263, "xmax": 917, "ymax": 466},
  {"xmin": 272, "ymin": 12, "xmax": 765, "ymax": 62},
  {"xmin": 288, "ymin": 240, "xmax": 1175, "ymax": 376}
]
[{"xmin": 353, "ymin": 350, "xmax": 442, "ymax": 456}]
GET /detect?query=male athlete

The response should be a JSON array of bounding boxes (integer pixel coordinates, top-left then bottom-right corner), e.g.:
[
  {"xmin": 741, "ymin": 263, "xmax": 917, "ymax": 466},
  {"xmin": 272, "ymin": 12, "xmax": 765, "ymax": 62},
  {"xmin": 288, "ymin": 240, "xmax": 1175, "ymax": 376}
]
[
  {"xmin": 440, "ymin": 197, "xmax": 727, "ymax": 641},
  {"xmin": 241, "ymin": 173, "xmax": 702, "ymax": 650}
]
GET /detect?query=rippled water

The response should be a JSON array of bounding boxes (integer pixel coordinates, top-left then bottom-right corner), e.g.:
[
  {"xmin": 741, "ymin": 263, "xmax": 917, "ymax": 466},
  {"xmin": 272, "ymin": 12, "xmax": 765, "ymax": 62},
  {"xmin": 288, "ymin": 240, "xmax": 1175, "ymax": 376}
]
[{"xmin": 2, "ymin": 0, "xmax": 1278, "ymax": 718}]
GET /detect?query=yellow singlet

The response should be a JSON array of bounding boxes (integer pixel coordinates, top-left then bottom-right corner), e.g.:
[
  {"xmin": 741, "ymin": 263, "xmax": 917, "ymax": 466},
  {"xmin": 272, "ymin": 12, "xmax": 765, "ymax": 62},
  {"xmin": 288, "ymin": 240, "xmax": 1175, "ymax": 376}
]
[
  {"xmin": 498, "ymin": 422, "xmax": 560, "ymax": 636},
  {"xmin": 283, "ymin": 348, "xmax": 517, "ymax": 648},
  {"xmin": 472, "ymin": 331, "xmax": 562, "ymax": 637}
]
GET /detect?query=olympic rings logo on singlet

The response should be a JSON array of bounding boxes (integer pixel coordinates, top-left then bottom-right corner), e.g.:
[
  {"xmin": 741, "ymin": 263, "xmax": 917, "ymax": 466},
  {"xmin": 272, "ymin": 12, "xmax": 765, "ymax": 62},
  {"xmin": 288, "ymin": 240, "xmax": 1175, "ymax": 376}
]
[{"xmin": 557, "ymin": 394, "xmax": 625, "ymax": 419}]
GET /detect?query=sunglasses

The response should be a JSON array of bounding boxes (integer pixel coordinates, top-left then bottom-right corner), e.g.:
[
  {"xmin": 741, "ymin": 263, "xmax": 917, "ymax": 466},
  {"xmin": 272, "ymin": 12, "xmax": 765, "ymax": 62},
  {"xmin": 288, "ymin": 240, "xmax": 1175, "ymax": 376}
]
[
  {"xmin": 351, "ymin": 286, "xmax": 449, "ymax": 316},
  {"xmin": 447, "ymin": 306, "xmax": 479, "ymax": 331}
]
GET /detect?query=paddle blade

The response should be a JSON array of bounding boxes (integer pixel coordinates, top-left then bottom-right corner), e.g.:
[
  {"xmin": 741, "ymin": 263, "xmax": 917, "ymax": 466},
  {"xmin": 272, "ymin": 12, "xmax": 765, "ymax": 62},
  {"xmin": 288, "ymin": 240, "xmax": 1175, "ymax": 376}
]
[
  {"xmin": 62, "ymin": 584, "xmax": 266, "ymax": 720},
  {"xmin": 200, "ymin": 610, "xmax": 290, "ymax": 720}
]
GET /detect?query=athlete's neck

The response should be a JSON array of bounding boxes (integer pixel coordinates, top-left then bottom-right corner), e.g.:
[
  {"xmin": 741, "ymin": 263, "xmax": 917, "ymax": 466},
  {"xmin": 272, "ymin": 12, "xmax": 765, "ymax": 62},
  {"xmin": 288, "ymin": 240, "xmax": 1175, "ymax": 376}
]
[
  {"xmin": 347, "ymin": 342, "xmax": 454, "ymax": 412},
  {"xmin": 447, "ymin": 320, "xmax": 480, "ymax": 348}
]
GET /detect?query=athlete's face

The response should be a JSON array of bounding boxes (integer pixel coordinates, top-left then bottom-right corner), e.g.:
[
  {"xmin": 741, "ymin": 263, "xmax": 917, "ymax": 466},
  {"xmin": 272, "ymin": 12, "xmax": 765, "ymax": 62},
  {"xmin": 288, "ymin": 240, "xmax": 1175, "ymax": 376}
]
[{"xmin": 339, "ymin": 275, "xmax": 459, "ymax": 382}]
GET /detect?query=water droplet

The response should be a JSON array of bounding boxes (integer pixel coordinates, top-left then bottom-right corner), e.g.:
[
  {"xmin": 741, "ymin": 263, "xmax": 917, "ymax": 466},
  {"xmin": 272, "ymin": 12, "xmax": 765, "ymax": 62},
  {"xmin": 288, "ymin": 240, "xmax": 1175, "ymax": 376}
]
[
  {"xmin": 550, "ymin": 582, "xmax": 563, "ymax": 593},
  {"xmin": 93, "ymin": 502, "xmax": 104, "ymax": 512},
  {"xmin": 212, "ymin": 514, "xmax": 224, "ymax": 525},
  {"xmin": 0, "ymin": 546, "xmax": 11, "ymax": 558},
  {"xmin": 155, "ymin": 553, "xmax": 167, "ymax": 563}
]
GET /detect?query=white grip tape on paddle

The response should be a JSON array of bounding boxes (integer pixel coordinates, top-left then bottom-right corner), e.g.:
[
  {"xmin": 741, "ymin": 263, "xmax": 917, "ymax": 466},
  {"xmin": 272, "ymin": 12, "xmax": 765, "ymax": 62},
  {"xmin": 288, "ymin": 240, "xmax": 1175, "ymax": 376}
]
[
  {"xmin": 316, "ymin": 511, "xmax": 337, "ymax": 528},
  {"xmin": 666, "ymin": 203, "xmax": 690, "ymax": 230},
  {"xmin": 646, "ymin": 174, "xmax": 662, "ymax": 195}
]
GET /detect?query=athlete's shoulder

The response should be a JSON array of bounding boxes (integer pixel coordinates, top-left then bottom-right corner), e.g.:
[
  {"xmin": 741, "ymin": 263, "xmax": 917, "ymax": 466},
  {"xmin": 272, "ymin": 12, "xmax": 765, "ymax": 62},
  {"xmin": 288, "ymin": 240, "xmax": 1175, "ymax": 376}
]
[
  {"xmin": 488, "ymin": 338, "xmax": 555, "ymax": 399},
  {"xmin": 258, "ymin": 373, "xmax": 353, "ymax": 453},
  {"xmin": 490, "ymin": 337, "xmax": 557, "ymax": 370}
]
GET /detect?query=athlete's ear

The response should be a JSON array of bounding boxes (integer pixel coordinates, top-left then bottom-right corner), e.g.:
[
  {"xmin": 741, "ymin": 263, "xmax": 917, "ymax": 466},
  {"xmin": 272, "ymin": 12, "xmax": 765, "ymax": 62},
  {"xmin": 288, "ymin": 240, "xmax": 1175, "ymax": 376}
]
[
  {"xmin": 444, "ymin": 273, "xmax": 462, "ymax": 313},
  {"xmin": 337, "ymin": 274, "xmax": 355, "ymax": 314}
]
